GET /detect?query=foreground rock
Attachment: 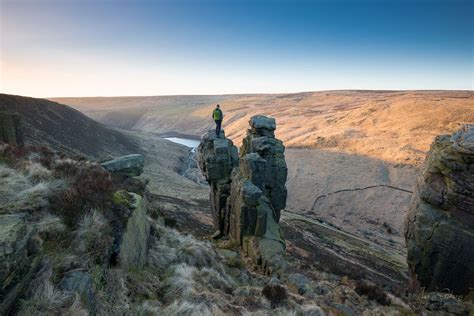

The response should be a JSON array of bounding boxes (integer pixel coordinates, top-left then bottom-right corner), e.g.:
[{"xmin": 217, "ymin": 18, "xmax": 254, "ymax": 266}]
[
  {"xmin": 119, "ymin": 192, "xmax": 151, "ymax": 269},
  {"xmin": 198, "ymin": 116, "xmax": 287, "ymax": 274},
  {"xmin": 405, "ymin": 124, "xmax": 474, "ymax": 295},
  {"xmin": 59, "ymin": 271, "xmax": 95, "ymax": 313},
  {"xmin": 0, "ymin": 213, "xmax": 42, "ymax": 314}
]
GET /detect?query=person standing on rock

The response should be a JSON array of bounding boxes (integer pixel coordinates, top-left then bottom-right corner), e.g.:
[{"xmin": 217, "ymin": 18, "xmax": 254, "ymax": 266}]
[{"xmin": 212, "ymin": 104, "xmax": 223, "ymax": 136}]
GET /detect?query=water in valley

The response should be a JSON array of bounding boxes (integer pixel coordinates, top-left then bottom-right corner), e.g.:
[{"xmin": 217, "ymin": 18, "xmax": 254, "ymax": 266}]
[{"xmin": 164, "ymin": 137, "xmax": 200, "ymax": 149}]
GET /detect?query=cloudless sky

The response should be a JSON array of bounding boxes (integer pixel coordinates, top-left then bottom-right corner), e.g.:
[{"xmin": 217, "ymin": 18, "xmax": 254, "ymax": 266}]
[{"xmin": 1, "ymin": 0, "xmax": 472, "ymax": 97}]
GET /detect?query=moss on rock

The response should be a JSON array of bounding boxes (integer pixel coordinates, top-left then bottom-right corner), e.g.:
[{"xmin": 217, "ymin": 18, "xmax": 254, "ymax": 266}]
[{"xmin": 113, "ymin": 190, "xmax": 132, "ymax": 208}]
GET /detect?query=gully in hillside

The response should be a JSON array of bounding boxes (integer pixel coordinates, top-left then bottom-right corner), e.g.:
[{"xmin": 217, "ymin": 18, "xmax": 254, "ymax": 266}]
[{"xmin": 212, "ymin": 104, "xmax": 224, "ymax": 136}]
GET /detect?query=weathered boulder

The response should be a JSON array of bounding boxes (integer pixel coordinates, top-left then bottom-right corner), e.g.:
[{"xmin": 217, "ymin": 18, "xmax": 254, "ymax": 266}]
[
  {"xmin": 0, "ymin": 213, "xmax": 42, "ymax": 314},
  {"xmin": 198, "ymin": 116, "xmax": 287, "ymax": 274},
  {"xmin": 405, "ymin": 124, "xmax": 474, "ymax": 295},
  {"xmin": 0, "ymin": 111, "xmax": 24, "ymax": 145},
  {"xmin": 101, "ymin": 154, "xmax": 145, "ymax": 177},
  {"xmin": 119, "ymin": 192, "xmax": 151, "ymax": 269},
  {"xmin": 249, "ymin": 115, "xmax": 276, "ymax": 137}
]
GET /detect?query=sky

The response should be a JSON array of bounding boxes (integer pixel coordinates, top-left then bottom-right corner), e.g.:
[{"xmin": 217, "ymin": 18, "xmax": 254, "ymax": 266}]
[{"xmin": 0, "ymin": 0, "xmax": 473, "ymax": 97}]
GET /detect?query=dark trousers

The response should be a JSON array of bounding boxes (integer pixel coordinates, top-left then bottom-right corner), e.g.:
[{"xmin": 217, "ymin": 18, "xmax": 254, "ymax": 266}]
[{"xmin": 215, "ymin": 120, "xmax": 222, "ymax": 136}]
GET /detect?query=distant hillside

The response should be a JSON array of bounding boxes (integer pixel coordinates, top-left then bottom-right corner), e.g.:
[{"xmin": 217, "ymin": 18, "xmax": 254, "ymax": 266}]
[
  {"xmin": 0, "ymin": 94, "xmax": 139, "ymax": 159},
  {"xmin": 51, "ymin": 95, "xmax": 239, "ymax": 133},
  {"xmin": 54, "ymin": 90, "xmax": 474, "ymax": 165}
]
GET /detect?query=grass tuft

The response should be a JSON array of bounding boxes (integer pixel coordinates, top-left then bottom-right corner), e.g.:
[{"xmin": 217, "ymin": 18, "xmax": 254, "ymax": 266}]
[
  {"xmin": 18, "ymin": 281, "xmax": 72, "ymax": 316},
  {"xmin": 76, "ymin": 210, "xmax": 113, "ymax": 266}
]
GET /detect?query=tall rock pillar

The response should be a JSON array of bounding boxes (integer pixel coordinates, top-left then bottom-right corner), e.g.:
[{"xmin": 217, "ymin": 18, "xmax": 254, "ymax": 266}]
[
  {"xmin": 240, "ymin": 115, "xmax": 288, "ymax": 221},
  {"xmin": 197, "ymin": 131, "xmax": 239, "ymax": 236}
]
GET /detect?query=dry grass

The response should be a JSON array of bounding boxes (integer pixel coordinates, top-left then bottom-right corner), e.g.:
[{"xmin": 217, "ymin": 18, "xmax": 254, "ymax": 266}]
[
  {"xmin": 20, "ymin": 161, "xmax": 52, "ymax": 183},
  {"xmin": 159, "ymin": 301, "xmax": 224, "ymax": 315},
  {"xmin": 75, "ymin": 210, "xmax": 113, "ymax": 266},
  {"xmin": 162, "ymin": 263, "xmax": 234, "ymax": 303},
  {"xmin": 35, "ymin": 213, "xmax": 66, "ymax": 237},
  {"xmin": 0, "ymin": 164, "xmax": 65, "ymax": 214},
  {"xmin": 95, "ymin": 269, "xmax": 131, "ymax": 314},
  {"xmin": 148, "ymin": 223, "xmax": 222, "ymax": 273},
  {"xmin": 144, "ymin": 222, "xmax": 300, "ymax": 314},
  {"xmin": 1, "ymin": 143, "xmax": 115, "ymax": 225},
  {"xmin": 18, "ymin": 281, "xmax": 88, "ymax": 316},
  {"xmin": 125, "ymin": 269, "xmax": 162, "ymax": 301}
]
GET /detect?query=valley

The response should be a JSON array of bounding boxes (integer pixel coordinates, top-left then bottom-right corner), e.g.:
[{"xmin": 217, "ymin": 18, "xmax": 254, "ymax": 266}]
[
  {"xmin": 1, "ymin": 91, "xmax": 472, "ymax": 314},
  {"xmin": 54, "ymin": 90, "xmax": 473, "ymax": 251}
]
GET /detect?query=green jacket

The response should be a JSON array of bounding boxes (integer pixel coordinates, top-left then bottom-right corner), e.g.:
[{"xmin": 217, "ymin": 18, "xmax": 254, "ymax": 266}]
[{"xmin": 212, "ymin": 108, "xmax": 223, "ymax": 121}]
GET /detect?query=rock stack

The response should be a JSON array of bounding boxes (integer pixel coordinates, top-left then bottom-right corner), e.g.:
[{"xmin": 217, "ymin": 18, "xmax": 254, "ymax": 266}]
[
  {"xmin": 405, "ymin": 124, "xmax": 474, "ymax": 295},
  {"xmin": 0, "ymin": 111, "xmax": 24, "ymax": 145},
  {"xmin": 240, "ymin": 115, "xmax": 288, "ymax": 221},
  {"xmin": 197, "ymin": 131, "xmax": 239, "ymax": 236},
  {"xmin": 198, "ymin": 116, "xmax": 287, "ymax": 274}
]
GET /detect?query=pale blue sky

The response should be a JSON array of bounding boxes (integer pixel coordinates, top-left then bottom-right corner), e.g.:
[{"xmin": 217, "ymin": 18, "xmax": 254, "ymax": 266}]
[{"xmin": 1, "ymin": 0, "xmax": 472, "ymax": 97}]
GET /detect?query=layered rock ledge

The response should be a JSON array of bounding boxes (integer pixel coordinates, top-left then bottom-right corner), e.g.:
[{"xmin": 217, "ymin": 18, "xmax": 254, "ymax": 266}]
[
  {"xmin": 405, "ymin": 124, "xmax": 474, "ymax": 295},
  {"xmin": 198, "ymin": 116, "xmax": 287, "ymax": 274}
]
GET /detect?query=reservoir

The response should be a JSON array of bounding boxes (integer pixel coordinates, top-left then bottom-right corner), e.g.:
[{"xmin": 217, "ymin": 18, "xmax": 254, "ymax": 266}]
[{"xmin": 164, "ymin": 137, "xmax": 200, "ymax": 149}]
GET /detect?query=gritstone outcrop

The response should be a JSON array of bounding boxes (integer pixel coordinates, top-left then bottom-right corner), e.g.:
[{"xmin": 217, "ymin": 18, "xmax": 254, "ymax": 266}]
[
  {"xmin": 197, "ymin": 132, "xmax": 238, "ymax": 236},
  {"xmin": 198, "ymin": 115, "xmax": 287, "ymax": 274},
  {"xmin": 0, "ymin": 112, "xmax": 24, "ymax": 145},
  {"xmin": 405, "ymin": 124, "xmax": 474, "ymax": 295}
]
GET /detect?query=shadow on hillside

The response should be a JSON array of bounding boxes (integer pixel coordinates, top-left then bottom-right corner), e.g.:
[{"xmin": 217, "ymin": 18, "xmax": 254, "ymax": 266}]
[
  {"xmin": 285, "ymin": 148, "xmax": 417, "ymax": 251},
  {"xmin": 161, "ymin": 147, "xmax": 417, "ymax": 293}
]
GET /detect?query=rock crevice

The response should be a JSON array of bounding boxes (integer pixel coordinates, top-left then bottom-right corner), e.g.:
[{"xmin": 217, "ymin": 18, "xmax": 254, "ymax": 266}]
[{"xmin": 198, "ymin": 116, "xmax": 287, "ymax": 274}]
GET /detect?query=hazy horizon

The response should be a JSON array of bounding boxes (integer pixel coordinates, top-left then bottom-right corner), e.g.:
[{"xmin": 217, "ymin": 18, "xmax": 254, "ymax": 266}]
[
  {"xmin": 1, "ymin": 0, "xmax": 473, "ymax": 97},
  {"xmin": 45, "ymin": 88, "xmax": 473, "ymax": 100}
]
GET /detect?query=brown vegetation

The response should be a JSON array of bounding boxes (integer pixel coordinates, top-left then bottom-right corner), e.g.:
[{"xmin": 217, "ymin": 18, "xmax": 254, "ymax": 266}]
[{"xmin": 52, "ymin": 164, "xmax": 114, "ymax": 227}]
